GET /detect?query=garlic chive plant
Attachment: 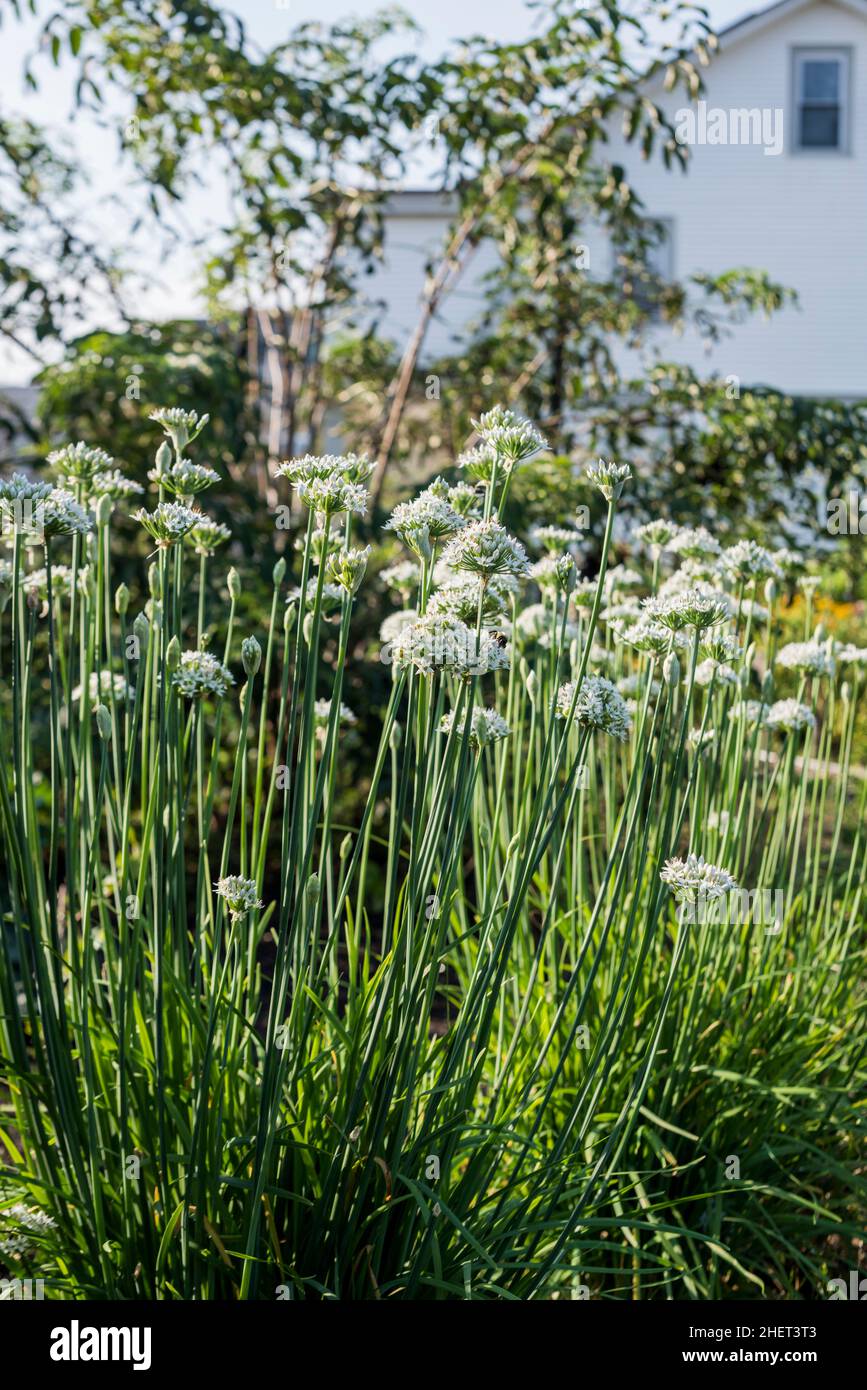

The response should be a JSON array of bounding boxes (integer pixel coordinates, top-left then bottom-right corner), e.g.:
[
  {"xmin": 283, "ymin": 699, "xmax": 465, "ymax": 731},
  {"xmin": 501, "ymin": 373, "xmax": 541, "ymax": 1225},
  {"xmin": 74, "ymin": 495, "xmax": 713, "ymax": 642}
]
[{"xmin": 0, "ymin": 406, "xmax": 864, "ymax": 1301}]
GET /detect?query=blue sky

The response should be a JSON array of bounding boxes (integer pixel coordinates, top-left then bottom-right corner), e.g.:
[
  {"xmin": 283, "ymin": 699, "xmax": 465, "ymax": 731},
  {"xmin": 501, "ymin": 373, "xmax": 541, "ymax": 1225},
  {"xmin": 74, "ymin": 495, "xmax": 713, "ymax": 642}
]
[{"xmin": 0, "ymin": 0, "xmax": 759, "ymax": 383}]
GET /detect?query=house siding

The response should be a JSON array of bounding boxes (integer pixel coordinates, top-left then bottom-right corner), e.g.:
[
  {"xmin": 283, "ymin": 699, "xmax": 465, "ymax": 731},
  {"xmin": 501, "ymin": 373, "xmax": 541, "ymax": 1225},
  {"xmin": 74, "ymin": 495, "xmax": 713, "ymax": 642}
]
[{"xmin": 369, "ymin": 0, "xmax": 867, "ymax": 397}]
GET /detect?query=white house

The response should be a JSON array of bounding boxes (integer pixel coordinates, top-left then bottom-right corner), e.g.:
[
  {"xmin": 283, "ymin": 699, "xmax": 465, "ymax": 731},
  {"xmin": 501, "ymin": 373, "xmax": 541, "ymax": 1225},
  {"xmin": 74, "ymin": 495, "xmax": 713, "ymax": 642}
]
[{"xmin": 363, "ymin": 0, "xmax": 867, "ymax": 399}]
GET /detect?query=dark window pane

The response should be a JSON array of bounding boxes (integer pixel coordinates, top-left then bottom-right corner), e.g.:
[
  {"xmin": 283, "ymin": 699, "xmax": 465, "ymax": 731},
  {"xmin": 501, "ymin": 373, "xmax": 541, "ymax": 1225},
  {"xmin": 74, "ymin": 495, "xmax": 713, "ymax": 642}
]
[
  {"xmin": 800, "ymin": 105, "xmax": 840, "ymax": 147},
  {"xmin": 801, "ymin": 59, "xmax": 840, "ymax": 102}
]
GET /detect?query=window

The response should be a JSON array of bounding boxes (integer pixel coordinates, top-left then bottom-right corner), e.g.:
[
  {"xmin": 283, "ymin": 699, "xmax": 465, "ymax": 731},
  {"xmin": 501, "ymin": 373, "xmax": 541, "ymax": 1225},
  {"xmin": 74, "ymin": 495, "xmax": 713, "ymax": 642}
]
[{"xmin": 793, "ymin": 48, "xmax": 850, "ymax": 151}]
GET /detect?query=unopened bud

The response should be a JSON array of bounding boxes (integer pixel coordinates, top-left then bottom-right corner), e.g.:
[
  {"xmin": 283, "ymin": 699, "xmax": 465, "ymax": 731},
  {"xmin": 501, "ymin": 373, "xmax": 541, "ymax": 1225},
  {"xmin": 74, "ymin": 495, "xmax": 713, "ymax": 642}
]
[
  {"xmin": 155, "ymin": 441, "xmax": 172, "ymax": 475},
  {"xmin": 94, "ymin": 704, "xmax": 112, "ymax": 742},
  {"xmin": 663, "ymin": 652, "xmax": 680, "ymax": 686},
  {"xmin": 339, "ymin": 832, "xmax": 353, "ymax": 861},
  {"xmin": 273, "ymin": 557, "xmax": 286, "ymax": 586},
  {"xmin": 305, "ymin": 873, "xmax": 321, "ymax": 902},
  {"xmin": 133, "ymin": 612, "xmax": 150, "ymax": 649},
  {"xmin": 148, "ymin": 562, "xmax": 161, "ymax": 599},
  {"xmin": 115, "ymin": 583, "xmax": 130, "ymax": 616},
  {"xmin": 764, "ymin": 577, "xmax": 777, "ymax": 604},
  {"xmin": 390, "ymin": 721, "xmax": 402, "ymax": 751},
  {"xmin": 166, "ymin": 636, "xmax": 181, "ymax": 672},
  {"xmin": 242, "ymin": 635, "xmax": 262, "ymax": 677},
  {"xmin": 227, "ymin": 568, "xmax": 241, "ymax": 601},
  {"xmin": 96, "ymin": 494, "xmax": 113, "ymax": 526}
]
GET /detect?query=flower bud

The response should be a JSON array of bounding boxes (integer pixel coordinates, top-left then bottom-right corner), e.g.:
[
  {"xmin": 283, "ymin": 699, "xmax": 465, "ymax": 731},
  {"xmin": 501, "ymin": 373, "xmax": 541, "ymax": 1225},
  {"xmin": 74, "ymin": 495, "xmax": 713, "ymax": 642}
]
[
  {"xmin": 390, "ymin": 721, "xmax": 402, "ymax": 751},
  {"xmin": 96, "ymin": 493, "xmax": 113, "ymax": 527},
  {"xmin": 339, "ymin": 832, "xmax": 353, "ymax": 861},
  {"xmin": 814, "ymin": 623, "xmax": 825, "ymax": 642},
  {"xmin": 148, "ymin": 562, "xmax": 161, "ymax": 599},
  {"xmin": 506, "ymin": 833, "xmax": 521, "ymax": 859},
  {"xmin": 764, "ymin": 577, "xmax": 777, "ymax": 604},
  {"xmin": 303, "ymin": 611, "xmax": 314, "ymax": 644},
  {"xmin": 155, "ymin": 441, "xmax": 172, "ymax": 475},
  {"xmin": 663, "ymin": 652, "xmax": 680, "ymax": 686},
  {"xmin": 166, "ymin": 635, "xmax": 181, "ymax": 672},
  {"xmin": 841, "ymin": 680, "xmax": 851, "ymax": 704},
  {"xmin": 94, "ymin": 704, "xmax": 112, "ymax": 742},
  {"xmin": 555, "ymin": 554, "xmax": 576, "ymax": 593},
  {"xmin": 242, "ymin": 635, "xmax": 262, "ymax": 677},
  {"xmin": 526, "ymin": 669, "xmax": 538, "ymax": 705},
  {"xmin": 227, "ymin": 567, "xmax": 241, "ymax": 601},
  {"xmin": 273, "ymin": 557, "xmax": 287, "ymax": 586},
  {"xmin": 133, "ymin": 612, "xmax": 150, "ymax": 649},
  {"xmin": 115, "ymin": 583, "xmax": 130, "ymax": 616},
  {"xmin": 305, "ymin": 872, "xmax": 321, "ymax": 902}
]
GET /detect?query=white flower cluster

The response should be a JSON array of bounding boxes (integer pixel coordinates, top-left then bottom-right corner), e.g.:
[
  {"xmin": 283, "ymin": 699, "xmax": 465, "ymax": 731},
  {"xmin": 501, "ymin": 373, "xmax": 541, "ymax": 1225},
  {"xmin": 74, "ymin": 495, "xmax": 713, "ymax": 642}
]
[
  {"xmin": 427, "ymin": 580, "xmax": 508, "ymax": 626},
  {"xmin": 585, "ymin": 458, "xmax": 632, "ymax": 501},
  {"xmin": 135, "ymin": 501, "xmax": 201, "ymax": 546},
  {"xmin": 380, "ymin": 559, "xmax": 420, "ymax": 596},
  {"xmin": 776, "ymin": 641, "xmax": 835, "ymax": 677},
  {"xmin": 215, "ymin": 875, "xmax": 262, "ymax": 922},
  {"xmin": 0, "ymin": 1203, "xmax": 57, "ymax": 1260},
  {"xmin": 187, "ymin": 519, "xmax": 232, "ymax": 555},
  {"xmin": 556, "ymin": 675, "xmax": 632, "ymax": 741},
  {"xmin": 47, "ymin": 441, "xmax": 114, "ymax": 482},
  {"xmin": 40, "ymin": 488, "xmax": 94, "ymax": 539},
  {"xmin": 660, "ymin": 854, "xmax": 738, "ymax": 903},
  {"xmin": 441, "ymin": 518, "xmax": 530, "ymax": 580},
  {"xmin": 384, "ymin": 492, "xmax": 465, "ymax": 559},
  {"xmin": 473, "ymin": 405, "xmax": 547, "ymax": 467},
  {"xmin": 313, "ymin": 699, "xmax": 357, "ymax": 741},
  {"xmin": 73, "ymin": 670, "xmax": 132, "ymax": 706},
  {"xmin": 720, "ymin": 540, "xmax": 782, "ymax": 584},
  {"xmin": 155, "ymin": 460, "xmax": 220, "ymax": 497},
  {"xmin": 764, "ymin": 699, "xmax": 816, "ymax": 734},
  {"xmin": 440, "ymin": 706, "xmax": 510, "ymax": 749},
  {"xmin": 642, "ymin": 588, "xmax": 729, "ymax": 632},
  {"xmin": 92, "ymin": 469, "xmax": 145, "ymax": 500},
  {"xmin": 171, "ymin": 651, "xmax": 234, "ymax": 700},
  {"xmin": 668, "ymin": 526, "xmax": 721, "ymax": 561},
  {"xmin": 277, "ymin": 453, "xmax": 371, "ymax": 518},
  {"xmin": 380, "ymin": 609, "xmax": 418, "ymax": 643},
  {"xmin": 150, "ymin": 407, "xmax": 209, "ymax": 451},
  {"xmin": 385, "ymin": 615, "xmax": 510, "ymax": 680}
]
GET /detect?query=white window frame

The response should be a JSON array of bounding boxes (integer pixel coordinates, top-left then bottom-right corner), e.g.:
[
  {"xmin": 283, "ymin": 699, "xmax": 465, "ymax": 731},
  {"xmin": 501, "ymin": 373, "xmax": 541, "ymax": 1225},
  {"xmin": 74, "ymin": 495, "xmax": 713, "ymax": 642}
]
[{"xmin": 792, "ymin": 47, "xmax": 851, "ymax": 154}]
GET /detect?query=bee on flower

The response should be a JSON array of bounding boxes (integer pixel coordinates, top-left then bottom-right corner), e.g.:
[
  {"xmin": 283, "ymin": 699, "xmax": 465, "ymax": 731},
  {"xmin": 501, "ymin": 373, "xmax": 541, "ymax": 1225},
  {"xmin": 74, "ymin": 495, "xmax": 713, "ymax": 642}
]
[{"xmin": 385, "ymin": 614, "xmax": 510, "ymax": 680}]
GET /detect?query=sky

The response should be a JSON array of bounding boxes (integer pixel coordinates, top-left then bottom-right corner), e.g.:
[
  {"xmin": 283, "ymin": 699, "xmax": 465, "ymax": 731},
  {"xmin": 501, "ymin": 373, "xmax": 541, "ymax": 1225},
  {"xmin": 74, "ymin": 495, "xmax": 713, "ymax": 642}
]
[{"xmin": 0, "ymin": 0, "xmax": 759, "ymax": 384}]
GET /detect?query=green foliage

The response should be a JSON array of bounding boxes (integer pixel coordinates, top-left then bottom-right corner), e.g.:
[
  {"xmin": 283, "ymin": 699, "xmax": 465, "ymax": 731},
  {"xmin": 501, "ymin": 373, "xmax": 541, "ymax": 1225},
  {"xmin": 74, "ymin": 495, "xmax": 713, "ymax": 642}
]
[{"xmin": 34, "ymin": 321, "xmax": 250, "ymax": 483}]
